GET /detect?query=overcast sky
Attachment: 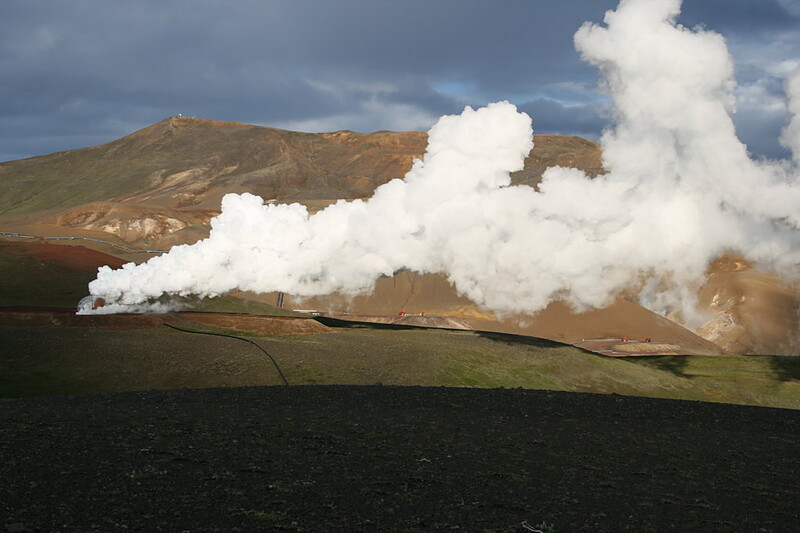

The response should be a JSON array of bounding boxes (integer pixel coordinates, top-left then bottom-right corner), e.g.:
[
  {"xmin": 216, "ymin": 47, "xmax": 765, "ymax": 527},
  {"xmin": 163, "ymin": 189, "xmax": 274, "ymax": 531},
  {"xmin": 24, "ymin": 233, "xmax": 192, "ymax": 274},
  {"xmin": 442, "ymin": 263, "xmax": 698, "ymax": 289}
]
[{"xmin": 1, "ymin": 0, "xmax": 799, "ymax": 162}]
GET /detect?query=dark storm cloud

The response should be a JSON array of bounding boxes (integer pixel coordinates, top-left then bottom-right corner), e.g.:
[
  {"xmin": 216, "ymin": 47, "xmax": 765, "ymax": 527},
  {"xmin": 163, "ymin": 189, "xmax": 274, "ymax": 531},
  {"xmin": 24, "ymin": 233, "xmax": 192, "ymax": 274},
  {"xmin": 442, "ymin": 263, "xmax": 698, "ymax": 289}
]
[
  {"xmin": 518, "ymin": 98, "xmax": 606, "ymax": 140},
  {"xmin": 680, "ymin": 0, "xmax": 800, "ymax": 32},
  {"xmin": 1, "ymin": 0, "xmax": 798, "ymax": 161}
]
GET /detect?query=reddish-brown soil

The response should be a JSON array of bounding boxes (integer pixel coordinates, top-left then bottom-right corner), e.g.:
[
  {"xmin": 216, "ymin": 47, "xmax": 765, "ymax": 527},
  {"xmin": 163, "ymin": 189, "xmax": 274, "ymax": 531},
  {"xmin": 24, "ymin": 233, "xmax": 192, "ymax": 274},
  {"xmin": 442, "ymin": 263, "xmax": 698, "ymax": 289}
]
[
  {"xmin": 0, "ymin": 307, "xmax": 164, "ymax": 329},
  {"xmin": 698, "ymin": 255, "xmax": 800, "ymax": 354},
  {"xmin": 177, "ymin": 311, "xmax": 330, "ymax": 335},
  {"xmin": 324, "ymin": 313, "xmax": 472, "ymax": 330},
  {"xmin": 276, "ymin": 272, "xmax": 724, "ymax": 356},
  {"xmin": 0, "ymin": 308, "xmax": 329, "ymax": 335},
  {"xmin": 0, "ymin": 241, "xmax": 126, "ymax": 271}
]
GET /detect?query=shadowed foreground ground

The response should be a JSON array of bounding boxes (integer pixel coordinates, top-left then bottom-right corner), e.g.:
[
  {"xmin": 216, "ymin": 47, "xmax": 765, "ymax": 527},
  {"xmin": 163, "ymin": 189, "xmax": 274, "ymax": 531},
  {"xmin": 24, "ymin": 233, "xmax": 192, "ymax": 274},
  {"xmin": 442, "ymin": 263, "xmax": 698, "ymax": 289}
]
[{"xmin": 1, "ymin": 386, "xmax": 798, "ymax": 532}]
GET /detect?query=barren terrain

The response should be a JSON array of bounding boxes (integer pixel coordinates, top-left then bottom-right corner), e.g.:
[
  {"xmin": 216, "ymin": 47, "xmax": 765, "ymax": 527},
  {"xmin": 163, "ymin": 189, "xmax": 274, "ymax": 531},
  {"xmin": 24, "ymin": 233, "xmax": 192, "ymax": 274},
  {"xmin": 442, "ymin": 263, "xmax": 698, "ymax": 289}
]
[
  {"xmin": 0, "ymin": 117, "xmax": 602, "ymax": 248},
  {"xmin": 1, "ymin": 386, "xmax": 798, "ymax": 532},
  {"xmin": 2, "ymin": 193, "xmax": 800, "ymax": 531}
]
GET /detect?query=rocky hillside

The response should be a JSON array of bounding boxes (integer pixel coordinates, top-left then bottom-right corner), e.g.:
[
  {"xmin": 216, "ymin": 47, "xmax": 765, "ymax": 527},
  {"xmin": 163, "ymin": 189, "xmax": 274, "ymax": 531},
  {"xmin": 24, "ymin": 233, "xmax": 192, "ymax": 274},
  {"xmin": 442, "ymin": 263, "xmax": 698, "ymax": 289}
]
[{"xmin": 0, "ymin": 116, "xmax": 602, "ymax": 221}]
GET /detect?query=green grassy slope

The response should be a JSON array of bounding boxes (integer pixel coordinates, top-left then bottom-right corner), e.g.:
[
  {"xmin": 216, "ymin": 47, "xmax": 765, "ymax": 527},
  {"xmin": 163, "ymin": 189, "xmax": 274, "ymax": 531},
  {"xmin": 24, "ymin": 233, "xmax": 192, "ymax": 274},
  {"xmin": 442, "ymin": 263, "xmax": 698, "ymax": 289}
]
[{"xmin": 1, "ymin": 324, "xmax": 798, "ymax": 409}]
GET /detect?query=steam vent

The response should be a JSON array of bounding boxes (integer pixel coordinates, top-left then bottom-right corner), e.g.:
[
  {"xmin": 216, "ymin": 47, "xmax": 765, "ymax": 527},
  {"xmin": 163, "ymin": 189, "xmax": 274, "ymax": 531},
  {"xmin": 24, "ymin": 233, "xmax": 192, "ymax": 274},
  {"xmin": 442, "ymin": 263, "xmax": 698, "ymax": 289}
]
[{"xmin": 77, "ymin": 296, "xmax": 106, "ymax": 313}]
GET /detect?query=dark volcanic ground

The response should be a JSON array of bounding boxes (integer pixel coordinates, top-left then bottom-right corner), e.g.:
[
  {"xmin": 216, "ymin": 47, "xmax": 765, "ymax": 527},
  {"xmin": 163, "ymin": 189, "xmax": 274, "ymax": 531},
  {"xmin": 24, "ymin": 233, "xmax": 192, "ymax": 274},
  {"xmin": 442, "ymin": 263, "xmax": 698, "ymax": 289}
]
[{"xmin": 1, "ymin": 386, "xmax": 798, "ymax": 532}]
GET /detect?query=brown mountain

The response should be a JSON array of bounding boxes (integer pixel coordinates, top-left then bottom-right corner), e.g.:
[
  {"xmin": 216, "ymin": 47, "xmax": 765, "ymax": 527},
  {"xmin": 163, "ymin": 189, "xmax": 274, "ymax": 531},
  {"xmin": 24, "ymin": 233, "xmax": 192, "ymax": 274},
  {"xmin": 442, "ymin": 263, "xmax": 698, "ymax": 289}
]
[
  {"xmin": 0, "ymin": 117, "xmax": 795, "ymax": 355},
  {"xmin": 0, "ymin": 117, "xmax": 602, "ymax": 247}
]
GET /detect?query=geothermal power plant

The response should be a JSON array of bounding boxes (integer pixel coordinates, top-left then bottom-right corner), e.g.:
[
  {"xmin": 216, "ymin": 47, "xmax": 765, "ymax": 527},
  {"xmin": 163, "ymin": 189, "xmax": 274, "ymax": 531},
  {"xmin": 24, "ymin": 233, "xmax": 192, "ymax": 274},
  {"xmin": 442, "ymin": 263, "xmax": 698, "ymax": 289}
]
[{"xmin": 3, "ymin": 1, "xmax": 800, "ymax": 530}]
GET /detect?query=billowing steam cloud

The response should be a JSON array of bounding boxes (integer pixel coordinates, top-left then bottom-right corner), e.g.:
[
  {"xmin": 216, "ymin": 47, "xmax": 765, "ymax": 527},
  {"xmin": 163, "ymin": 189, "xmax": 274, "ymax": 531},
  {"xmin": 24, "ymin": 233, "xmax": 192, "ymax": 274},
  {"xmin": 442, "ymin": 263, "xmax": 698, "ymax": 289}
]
[
  {"xmin": 782, "ymin": 67, "xmax": 800, "ymax": 163},
  {"xmin": 85, "ymin": 0, "xmax": 800, "ymax": 321}
]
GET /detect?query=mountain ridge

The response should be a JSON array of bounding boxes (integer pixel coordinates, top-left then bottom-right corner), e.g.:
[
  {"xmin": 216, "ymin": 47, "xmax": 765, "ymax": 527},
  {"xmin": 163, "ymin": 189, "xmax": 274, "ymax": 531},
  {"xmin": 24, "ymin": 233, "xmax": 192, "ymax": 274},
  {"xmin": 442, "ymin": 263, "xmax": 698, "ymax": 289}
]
[
  {"xmin": 0, "ymin": 116, "xmax": 603, "ymax": 219},
  {"xmin": 2, "ymin": 117, "xmax": 797, "ymax": 355}
]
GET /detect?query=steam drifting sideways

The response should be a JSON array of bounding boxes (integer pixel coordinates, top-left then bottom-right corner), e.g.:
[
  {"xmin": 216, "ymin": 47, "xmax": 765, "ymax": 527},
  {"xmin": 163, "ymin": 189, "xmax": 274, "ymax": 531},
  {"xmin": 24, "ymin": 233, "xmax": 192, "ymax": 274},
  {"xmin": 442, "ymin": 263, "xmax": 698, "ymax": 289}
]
[{"xmin": 84, "ymin": 0, "xmax": 800, "ymax": 322}]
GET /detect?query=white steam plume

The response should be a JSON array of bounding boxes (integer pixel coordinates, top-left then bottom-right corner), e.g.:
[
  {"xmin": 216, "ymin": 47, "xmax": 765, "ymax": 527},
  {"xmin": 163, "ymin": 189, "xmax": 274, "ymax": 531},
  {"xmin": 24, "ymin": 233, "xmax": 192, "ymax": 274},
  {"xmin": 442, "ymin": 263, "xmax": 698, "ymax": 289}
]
[
  {"xmin": 86, "ymin": 0, "xmax": 800, "ymax": 321},
  {"xmin": 781, "ymin": 66, "xmax": 800, "ymax": 163}
]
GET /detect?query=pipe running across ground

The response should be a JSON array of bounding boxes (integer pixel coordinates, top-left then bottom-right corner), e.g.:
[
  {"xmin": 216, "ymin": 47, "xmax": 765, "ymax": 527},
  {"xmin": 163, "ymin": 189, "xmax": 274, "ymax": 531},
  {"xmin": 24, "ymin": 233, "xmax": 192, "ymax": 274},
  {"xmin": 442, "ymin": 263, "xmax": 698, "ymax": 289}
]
[
  {"xmin": 0, "ymin": 231, "xmax": 169, "ymax": 254},
  {"xmin": 163, "ymin": 322, "xmax": 289, "ymax": 386}
]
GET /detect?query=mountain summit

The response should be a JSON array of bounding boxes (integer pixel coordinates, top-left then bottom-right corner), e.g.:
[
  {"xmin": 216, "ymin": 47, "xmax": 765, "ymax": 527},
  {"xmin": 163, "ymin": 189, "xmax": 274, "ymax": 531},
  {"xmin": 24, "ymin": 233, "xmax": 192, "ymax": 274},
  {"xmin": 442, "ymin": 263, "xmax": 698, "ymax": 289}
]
[{"xmin": 0, "ymin": 116, "xmax": 602, "ymax": 220}]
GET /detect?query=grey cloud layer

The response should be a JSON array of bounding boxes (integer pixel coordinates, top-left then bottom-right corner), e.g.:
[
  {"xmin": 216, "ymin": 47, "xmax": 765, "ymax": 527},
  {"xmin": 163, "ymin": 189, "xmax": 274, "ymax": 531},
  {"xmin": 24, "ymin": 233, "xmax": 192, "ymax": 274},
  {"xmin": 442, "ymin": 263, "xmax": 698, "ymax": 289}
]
[{"xmin": 1, "ymin": 0, "xmax": 798, "ymax": 161}]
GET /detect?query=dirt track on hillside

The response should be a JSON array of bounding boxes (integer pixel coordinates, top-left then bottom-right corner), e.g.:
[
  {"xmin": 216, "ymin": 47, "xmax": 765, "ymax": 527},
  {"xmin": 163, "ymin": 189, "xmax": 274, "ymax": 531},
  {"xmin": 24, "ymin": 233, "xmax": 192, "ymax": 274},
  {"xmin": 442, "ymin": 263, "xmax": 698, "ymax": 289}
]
[
  {"xmin": 1, "ymin": 386, "xmax": 797, "ymax": 532},
  {"xmin": 0, "ymin": 240, "xmax": 126, "ymax": 270},
  {"xmin": 0, "ymin": 308, "xmax": 329, "ymax": 335}
]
